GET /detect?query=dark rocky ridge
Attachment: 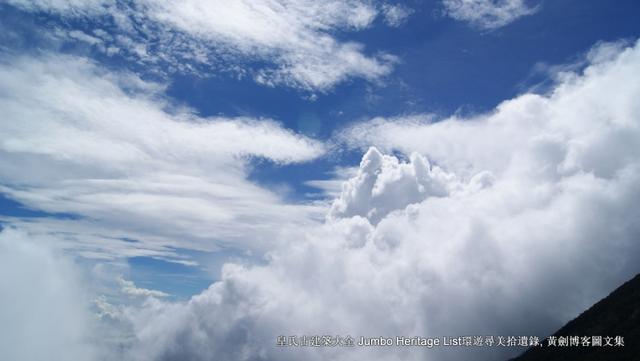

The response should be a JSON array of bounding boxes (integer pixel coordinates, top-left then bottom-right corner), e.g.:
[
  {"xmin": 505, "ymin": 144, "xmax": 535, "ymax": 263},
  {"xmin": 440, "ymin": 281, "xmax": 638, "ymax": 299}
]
[{"xmin": 510, "ymin": 273, "xmax": 640, "ymax": 360}]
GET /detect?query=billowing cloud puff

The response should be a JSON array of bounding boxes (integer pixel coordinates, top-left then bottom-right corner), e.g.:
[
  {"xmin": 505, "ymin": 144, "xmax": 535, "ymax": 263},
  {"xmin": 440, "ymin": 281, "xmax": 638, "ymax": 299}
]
[
  {"xmin": 99, "ymin": 39, "xmax": 640, "ymax": 361},
  {"xmin": 328, "ymin": 147, "xmax": 458, "ymax": 224},
  {"xmin": 5, "ymin": 0, "xmax": 399, "ymax": 91},
  {"xmin": 119, "ymin": 277, "xmax": 169, "ymax": 298}
]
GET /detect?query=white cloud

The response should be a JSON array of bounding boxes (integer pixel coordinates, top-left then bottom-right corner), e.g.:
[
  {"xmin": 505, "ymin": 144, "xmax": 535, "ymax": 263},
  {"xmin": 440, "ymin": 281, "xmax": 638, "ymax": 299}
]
[
  {"xmin": 5, "ymin": 0, "xmax": 111, "ymax": 15},
  {"xmin": 328, "ymin": 147, "xmax": 456, "ymax": 224},
  {"xmin": 339, "ymin": 41, "xmax": 640, "ymax": 180},
  {"xmin": 139, "ymin": 0, "xmax": 395, "ymax": 91},
  {"xmin": 100, "ymin": 39, "xmax": 640, "ymax": 361},
  {"xmin": 0, "ymin": 53, "xmax": 326, "ymax": 260},
  {"xmin": 0, "ymin": 228, "xmax": 98, "ymax": 361},
  {"xmin": 305, "ymin": 165, "xmax": 358, "ymax": 198},
  {"xmin": 381, "ymin": 4, "xmax": 413, "ymax": 27},
  {"xmin": 6, "ymin": 0, "xmax": 400, "ymax": 92},
  {"xmin": 119, "ymin": 277, "xmax": 169, "ymax": 298},
  {"xmin": 0, "ymin": 217, "xmax": 201, "ymax": 264},
  {"xmin": 95, "ymin": 295, "xmax": 121, "ymax": 320},
  {"xmin": 2, "ymin": 12, "xmax": 639, "ymax": 361},
  {"xmin": 443, "ymin": 0, "xmax": 538, "ymax": 29}
]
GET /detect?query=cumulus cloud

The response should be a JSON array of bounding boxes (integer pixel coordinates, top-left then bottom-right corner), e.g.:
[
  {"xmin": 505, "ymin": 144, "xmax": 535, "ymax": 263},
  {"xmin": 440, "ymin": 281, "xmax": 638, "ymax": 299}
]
[
  {"xmin": 328, "ymin": 147, "xmax": 456, "ymax": 224},
  {"xmin": 443, "ymin": 0, "xmax": 538, "ymax": 29},
  {"xmin": 4, "ymin": 0, "xmax": 399, "ymax": 91},
  {"xmin": 119, "ymin": 277, "xmax": 169, "ymax": 298},
  {"xmin": 0, "ymin": 53, "xmax": 325, "ymax": 261},
  {"xmin": 90, "ymin": 39, "xmax": 640, "ymax": 361}
]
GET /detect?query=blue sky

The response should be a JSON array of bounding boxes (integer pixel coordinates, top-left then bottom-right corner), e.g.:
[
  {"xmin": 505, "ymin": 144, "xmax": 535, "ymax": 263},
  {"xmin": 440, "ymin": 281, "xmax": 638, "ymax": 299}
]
[
  {"xmin": 1, "ymin": 1, "xmax": 640, "ymax": 360},
  {"xmin": 2, "ymin": 0, "xmax": 638, "ymax": 299}
]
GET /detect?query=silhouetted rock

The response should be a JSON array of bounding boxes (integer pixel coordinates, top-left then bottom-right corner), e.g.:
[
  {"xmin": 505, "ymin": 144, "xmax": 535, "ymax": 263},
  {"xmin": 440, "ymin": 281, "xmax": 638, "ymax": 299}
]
[{"xmin": 510, "ymin": 273, "xmax": 640, "ymax": 361}]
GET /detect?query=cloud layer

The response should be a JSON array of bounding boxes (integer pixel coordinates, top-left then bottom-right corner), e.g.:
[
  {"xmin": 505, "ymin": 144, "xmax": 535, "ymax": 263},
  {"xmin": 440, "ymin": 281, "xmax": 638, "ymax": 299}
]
[{"xmin": 96, "ymin": 40, "xmax": 640, "ymax": 361}]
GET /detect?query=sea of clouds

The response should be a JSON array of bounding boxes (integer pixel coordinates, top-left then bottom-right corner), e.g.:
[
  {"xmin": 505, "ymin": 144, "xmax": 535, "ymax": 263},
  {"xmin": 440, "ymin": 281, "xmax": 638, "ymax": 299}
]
[{"xmin": 1, "ymin": 33, "xmax": 639, "ymax": 361}]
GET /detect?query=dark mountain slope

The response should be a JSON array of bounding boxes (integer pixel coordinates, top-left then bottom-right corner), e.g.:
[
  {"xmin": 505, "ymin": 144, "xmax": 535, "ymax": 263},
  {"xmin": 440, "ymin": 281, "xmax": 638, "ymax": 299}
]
[{"xmin": 510, "ymin": 273, "xmax": 640, "ymax": 361}]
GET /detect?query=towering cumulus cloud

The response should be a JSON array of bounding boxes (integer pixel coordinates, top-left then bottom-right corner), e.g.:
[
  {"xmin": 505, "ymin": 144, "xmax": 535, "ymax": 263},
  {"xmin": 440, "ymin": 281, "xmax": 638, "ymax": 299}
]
[
  {"xmin": 109, "ymin": 40, "xmax": 640, "ymax": 361},
  {"xmin": 328, "ymin": 147, "xmax": 455, "ymax": 224}
]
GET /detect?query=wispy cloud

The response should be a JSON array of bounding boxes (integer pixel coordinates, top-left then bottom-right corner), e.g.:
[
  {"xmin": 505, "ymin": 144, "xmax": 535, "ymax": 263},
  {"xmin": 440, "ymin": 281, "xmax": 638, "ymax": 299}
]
[
  {"xmin": 443, "ymin": 0, "xmax": 538, "ymax": 29},
  {"xmin": 381, "ymin": 3, "xmax": 413, "ymax": 27},
  {"xmin": 5, "ymin": 0, "xmax": 401, "ymax": 92},
  {"xmin": 0, "ymin": 53, "xmax": 326, "ymax": 261}
]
